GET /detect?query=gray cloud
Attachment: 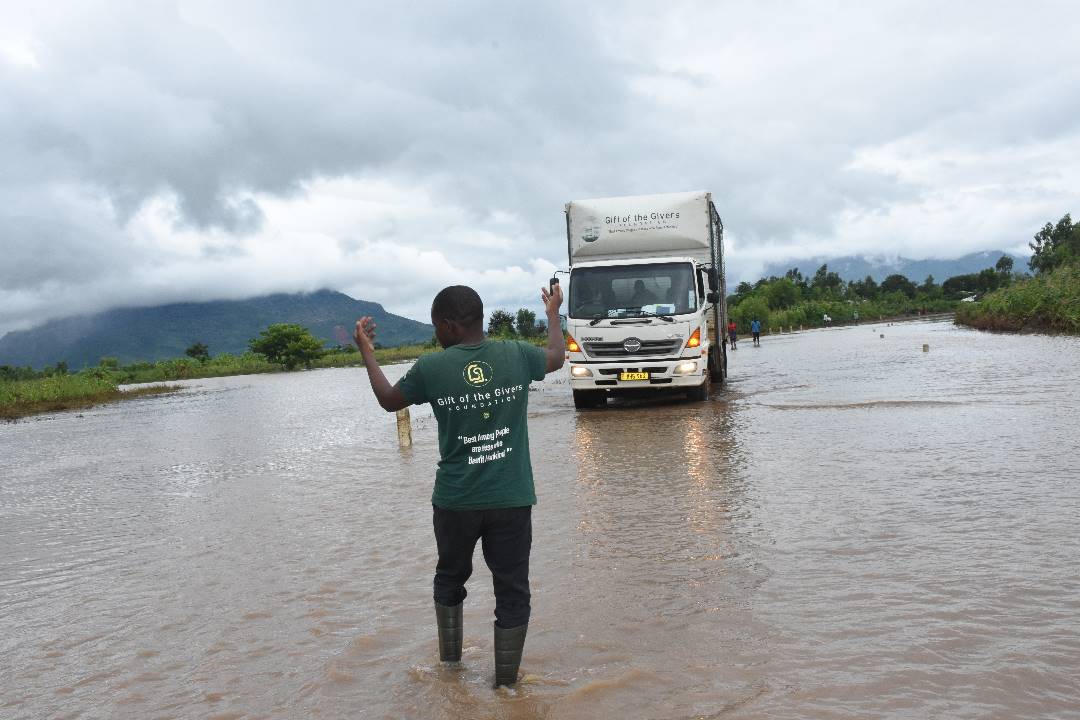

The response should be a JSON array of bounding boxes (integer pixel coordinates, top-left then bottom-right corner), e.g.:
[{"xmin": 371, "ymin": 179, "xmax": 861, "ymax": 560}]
[{"xmin": 2, "ymin": 0, "xmax": 1079, "ymax": 335}]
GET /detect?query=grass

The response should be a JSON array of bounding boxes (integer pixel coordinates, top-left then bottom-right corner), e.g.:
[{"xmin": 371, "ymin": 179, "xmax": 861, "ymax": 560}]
[
  {"xmin": 955, "ymin": 265, "xmax": 1080, "ymax": 334},
  {"xmin": 310, "ymin": 338, "xmax": 545, "ymax": 370},
  {"xmin": 733, "ymin": 297, "xmax": 958, "ymax": 334},
  {"xmin": 2, "ymin": 336, "xmax": 548, "ymax": 420},
  {"xmin": 113, "ymin": 344, "xmax": 445, "ymax": 384},
  {"xmin": 0, "ymin": 374, "xmax": 180, "ymax": 421},
  {"xmin": 310, "ymin": 343, "xmax": 442, "ymax": 369}
]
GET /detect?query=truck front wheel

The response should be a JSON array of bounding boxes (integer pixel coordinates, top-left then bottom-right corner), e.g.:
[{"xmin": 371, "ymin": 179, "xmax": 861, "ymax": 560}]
[
  {"xmin": 709, "ymin": 354, "xmax": 723, "ymax": 383},
  {"xmin": 573, "ymin": 390, "xmax": 606, "ymax": 409},
  {"xmin": 687, "ymin": 374, "xmax": 711, "ymax": 402}
]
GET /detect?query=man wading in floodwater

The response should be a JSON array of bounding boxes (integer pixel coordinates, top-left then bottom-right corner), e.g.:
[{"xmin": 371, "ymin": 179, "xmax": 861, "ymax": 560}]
[{"xmin": 354, "ymin": 284, "xmax": 564, "ymax": 687}]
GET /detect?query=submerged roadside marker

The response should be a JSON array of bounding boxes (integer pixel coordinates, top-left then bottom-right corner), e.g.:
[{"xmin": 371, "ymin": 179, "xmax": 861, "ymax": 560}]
[{"xmin": 397, "ymin": 408, "xmax": 412, "ymax": 448}]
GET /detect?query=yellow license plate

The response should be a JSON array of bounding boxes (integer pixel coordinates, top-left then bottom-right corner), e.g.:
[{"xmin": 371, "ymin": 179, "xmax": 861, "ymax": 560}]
[{"xmin": 618, "ymin": 372, "xmax": 650, "ymax": 381}]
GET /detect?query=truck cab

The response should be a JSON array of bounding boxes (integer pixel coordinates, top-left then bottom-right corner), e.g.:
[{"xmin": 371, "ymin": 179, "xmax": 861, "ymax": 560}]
[{"xmin": 563, "ymin": 191, "xmax": 727, "ymax": 409}]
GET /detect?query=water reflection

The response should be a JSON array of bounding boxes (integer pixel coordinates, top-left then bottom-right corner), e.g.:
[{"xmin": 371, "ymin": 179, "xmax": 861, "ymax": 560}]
[{"xmin": 571, "ymin": 398, "xmax": 747, "ymax": 546}]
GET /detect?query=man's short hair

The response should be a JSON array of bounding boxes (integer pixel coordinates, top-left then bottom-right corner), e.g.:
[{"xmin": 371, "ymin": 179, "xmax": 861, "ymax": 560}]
[{"xmin": 432, "ymin": 285, "xmax": 484, "ymax": 325}]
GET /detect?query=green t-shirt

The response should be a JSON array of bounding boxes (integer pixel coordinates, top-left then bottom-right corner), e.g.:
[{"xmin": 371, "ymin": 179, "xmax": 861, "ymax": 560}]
[{"xmin": 397, "ymin": 339, "xmax": 547, "ymax": 510}]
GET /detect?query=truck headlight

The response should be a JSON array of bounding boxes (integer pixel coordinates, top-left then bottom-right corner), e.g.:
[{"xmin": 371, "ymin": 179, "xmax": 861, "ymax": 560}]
[
  {"xmin": 673, "ymin": 361, "xmax": 698, "ymax": 375},
  {"xmin": 570, "ymin": 366, "xmax": 593, "ymax": 378}
]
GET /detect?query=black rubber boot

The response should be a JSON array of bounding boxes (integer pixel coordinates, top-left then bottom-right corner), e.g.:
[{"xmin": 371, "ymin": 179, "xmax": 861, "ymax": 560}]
[
  {"xmin": 493, "ymin": 622, "xmax": 528, "ymax": 687},
  {"xmin": 435, "ymin": 602, "xmax": 463, "ymax": 663}
]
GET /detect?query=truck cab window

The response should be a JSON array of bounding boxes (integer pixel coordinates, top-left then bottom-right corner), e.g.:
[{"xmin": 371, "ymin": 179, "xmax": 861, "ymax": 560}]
[{"xmin": 569, "ymin": 262, "xmax": 697, "ymax": 319}]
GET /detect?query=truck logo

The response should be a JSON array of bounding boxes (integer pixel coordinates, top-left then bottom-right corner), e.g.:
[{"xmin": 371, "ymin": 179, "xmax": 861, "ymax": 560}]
[
  {"xmin": 581, "ymin": 215, "xmax": 600, "ymax": 242},
  {"xmin": 623, "ymin": 337, "xmax": 642, "ymax": 353}
]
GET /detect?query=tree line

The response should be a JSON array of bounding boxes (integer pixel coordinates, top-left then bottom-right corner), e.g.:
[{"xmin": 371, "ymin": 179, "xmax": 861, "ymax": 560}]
[
  {"xmin": 1028, "ymin": 213, "xmax": 1080, "ymax": 273},
  {"xmin": 726, "ymin": 258, "xmax": 1018, "ymax": 331},
  {"xmin": 12, "ymin": 217, "xmax": 1071, "ymax": 382},
  {"xmin": 2, "ymin": 308, "xmax": 555, "ymax": 382},
  {"xmin": 1, "ymin": 323, "xmax": 334, "ymax": 381},
  {"xmin": 955, "ymin": 213, "xmax": 1080, "ymax": 334}
]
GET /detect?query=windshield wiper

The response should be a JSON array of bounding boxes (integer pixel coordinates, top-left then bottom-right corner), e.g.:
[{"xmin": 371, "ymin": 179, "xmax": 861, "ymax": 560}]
[
  {"xmin": 590, "ymin": 310, "xmax": 674, "ymax": 324},
  {"xmin": 632, "ymin": 310, "xmax": 674, "ymax": 322}
]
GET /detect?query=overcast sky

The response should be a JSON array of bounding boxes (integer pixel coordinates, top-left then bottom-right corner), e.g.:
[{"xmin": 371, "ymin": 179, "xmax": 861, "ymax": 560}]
[{"xmin": 2, "ymin": 1, "xmax": 1079, "ymax": 333}]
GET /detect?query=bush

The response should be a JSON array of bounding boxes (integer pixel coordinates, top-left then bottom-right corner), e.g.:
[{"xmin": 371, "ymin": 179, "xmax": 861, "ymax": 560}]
[
  {"xmin": 956, "ymin": 265, "xmax": 1080, "ymax": 333},
  {"xmin": 488, "ymin": 310, "xmax": 515, "ymax": 337},
  {"xmin": 249, "ymin": 324, "xmax": 327, "ymax": 370}
]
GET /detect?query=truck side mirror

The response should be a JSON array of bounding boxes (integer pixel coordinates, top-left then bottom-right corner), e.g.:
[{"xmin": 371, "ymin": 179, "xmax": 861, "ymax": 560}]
[
  {"xmin": 706, "ymin": 291, "xmax": 719, "ymax": 303},
  {"xmin": 707, "ymin": 269, "xmax": 718, "ymax": 291}
]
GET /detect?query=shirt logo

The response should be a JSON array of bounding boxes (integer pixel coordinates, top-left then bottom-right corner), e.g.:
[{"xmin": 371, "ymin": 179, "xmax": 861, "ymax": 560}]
[{"xmin": 463, "ymin": 360, "xmax": 494, "ymax": 387}]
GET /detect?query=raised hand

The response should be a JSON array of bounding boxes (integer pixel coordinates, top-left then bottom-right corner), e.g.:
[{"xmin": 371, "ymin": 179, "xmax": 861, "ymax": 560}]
[
  {"xmin": 541, "ymin": 282, "xmax": 563, "ymax": 317},
  {"xmin": 354, "ymin": 316, "xmax": 378, "ymax": 354}
]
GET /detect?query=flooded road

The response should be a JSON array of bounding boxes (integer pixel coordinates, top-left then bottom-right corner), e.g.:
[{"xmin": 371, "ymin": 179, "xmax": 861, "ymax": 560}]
[{"xmin": 3, "ymin": 319, "xmax": 1079, "ymax": 719}]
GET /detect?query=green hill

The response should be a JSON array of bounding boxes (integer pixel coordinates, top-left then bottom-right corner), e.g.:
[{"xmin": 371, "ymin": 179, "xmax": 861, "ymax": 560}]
[{"xmin": 0, "ymin": 289, "xmax": 432, "ymax": 370}]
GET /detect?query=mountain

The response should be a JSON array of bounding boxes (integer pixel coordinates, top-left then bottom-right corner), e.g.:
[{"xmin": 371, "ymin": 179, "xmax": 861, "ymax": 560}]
[
  {"xmin": 759, "ymin": 250, "xmax": 1028, "ymax": 284},
  {"xmin": 0, "ymin": 290, "xmax": 433, "ymax": 370}
]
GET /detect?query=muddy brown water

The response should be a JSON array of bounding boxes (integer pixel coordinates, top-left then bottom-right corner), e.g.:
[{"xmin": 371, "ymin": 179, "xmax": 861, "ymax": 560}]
[{"xmin": 2, "ymin": 319, "xmax": 1079, "ymax": 719}]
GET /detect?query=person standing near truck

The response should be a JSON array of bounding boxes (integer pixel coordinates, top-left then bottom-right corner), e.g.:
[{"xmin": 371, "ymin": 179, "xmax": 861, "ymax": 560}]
[
  {"xmin": 727, "ymin": 319, "xmax": 738, "ymax": 349},
  {"xmin": 750, "ymin": 318, "xmax": 761, "ymax": 346},
  {"xmin": 354, "ymin": 284, "xmax": 564, "ymax": 688}
]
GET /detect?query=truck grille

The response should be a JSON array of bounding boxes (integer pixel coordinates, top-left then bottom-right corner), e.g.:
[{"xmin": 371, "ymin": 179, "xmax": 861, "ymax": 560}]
[{"xmin": 582, "ymin": 340, "xmax": 683, "ymax": 358}]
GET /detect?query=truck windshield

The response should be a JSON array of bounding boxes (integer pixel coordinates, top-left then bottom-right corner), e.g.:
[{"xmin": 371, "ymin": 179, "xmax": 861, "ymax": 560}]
[{"xmin": 569, "ymin": 262, "xmax": 697, "ymax": 320}]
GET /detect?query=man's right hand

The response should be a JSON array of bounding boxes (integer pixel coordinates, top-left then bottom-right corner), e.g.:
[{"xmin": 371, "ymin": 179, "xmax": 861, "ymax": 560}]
[
  {"xmin": 541, "ymin": 282, "xmax": 563, "ymax": 318},
  {"xmin": 541, "ymin": 284, "xmax": 566, "ymax": 373},
  {"xmin": 353, "ymin": 315, "xmax": 410, "ymax": 412},
  {"xmin": 354, "ymin": 317, "xmax": 377, "ymax": 354}
]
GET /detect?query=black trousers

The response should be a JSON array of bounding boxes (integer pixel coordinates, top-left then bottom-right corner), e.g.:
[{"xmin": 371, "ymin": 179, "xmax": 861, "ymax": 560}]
[{"xmin": 432, "ymin": 504, "xmax": 532, "ymax": 628}]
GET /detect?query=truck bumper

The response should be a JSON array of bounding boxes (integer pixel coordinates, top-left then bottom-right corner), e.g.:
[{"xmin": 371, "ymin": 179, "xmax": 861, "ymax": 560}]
[{"xmin": 568, "ymin": 357, "xmax": 707, "ymax": 391}]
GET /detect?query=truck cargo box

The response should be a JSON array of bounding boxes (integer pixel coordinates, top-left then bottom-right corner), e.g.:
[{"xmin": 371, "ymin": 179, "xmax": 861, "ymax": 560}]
[{"xmin": 566, "ymin": 191, "xmax": 713, "ymax": 264}]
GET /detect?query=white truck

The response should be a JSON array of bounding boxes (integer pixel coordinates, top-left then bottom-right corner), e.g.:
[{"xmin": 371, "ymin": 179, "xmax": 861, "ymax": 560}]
[{"xmin": 563, "ymin": 191, "xmax": 728, "ymax": 409}]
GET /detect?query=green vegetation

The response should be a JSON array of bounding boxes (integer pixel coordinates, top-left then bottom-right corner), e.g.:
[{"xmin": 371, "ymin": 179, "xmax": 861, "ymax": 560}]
[
  {"xmin": 1028, "ymin": 214, "xmax": 1080, "ymax": 275},
  {"xmin": 515, "ymin": 308, "xmax": 538, "ymax": 338},
  {"xmin": 942, "ymin": 266, "xmax": 1012, "ymax": 298},
  {"xmin": 310, "ymin": 343, "xmax": 441, "ymax": 369},
  {"xmin": 0, "ymin": 324, "xmax": 436, "ymax": 420},
  {"xmin": 0, "ymin": 289, "xmax": 435, "ymax": 370},
  {"xmin": 249, "ymin": 323, "xmax": 327, "ymax": 370},
  {"xmin": 115, "ymin": 343, "xmax": 443, "ymax": 383},
  {"xmin": 728, "ymin": 264, "xmax": 966, "ymax": 332},
  {"xmin": 955, "ymin": 213, "xmax": 1080, "ymax": 334},
  {"xmin": 117, "ymin": 352, "xmax": 281, "ymax": 383},
  {"xmin": 487, "ymin": 309, "xmax": 515, "ymax": 336},
  {"xmin": 488, "ymin": 308, "xmax": 547, "ymax": 339},
  {"xmin": 185, "ymin": 342, "xmax": 210, "ymax": 362},
  {"xmin": 0, "ymin": 371, "xmax": 179, "ymax": 421},
  {"xmin": 2, "ymin": 311, "xmax": 556, "ymax": 420}
]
